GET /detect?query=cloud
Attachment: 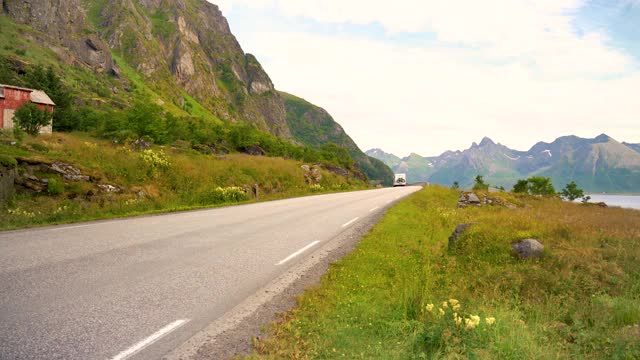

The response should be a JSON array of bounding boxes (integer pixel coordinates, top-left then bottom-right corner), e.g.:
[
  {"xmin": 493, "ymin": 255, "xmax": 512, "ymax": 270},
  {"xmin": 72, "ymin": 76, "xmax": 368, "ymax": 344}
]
[{"xmin": 213, "ymin": 1, "xmax": 640, "ymax": 155}]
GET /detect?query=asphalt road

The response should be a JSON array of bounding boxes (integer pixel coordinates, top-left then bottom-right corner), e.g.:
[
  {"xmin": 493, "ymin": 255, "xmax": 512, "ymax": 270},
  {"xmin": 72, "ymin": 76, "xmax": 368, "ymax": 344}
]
[{"xmin": 0, "ymin": 186, "xmax": 420, "ymax": 360}]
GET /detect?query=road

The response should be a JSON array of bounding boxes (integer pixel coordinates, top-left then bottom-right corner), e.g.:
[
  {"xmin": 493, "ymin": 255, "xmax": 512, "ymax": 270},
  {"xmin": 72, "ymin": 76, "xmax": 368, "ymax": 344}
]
[{"xmin": 0, "ymin": 186, "xmax": 420, "ymax": 359}]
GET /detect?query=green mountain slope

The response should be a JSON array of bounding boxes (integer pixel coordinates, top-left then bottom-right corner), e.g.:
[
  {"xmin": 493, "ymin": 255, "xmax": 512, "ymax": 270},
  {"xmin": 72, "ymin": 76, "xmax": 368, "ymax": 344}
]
[
  {"xmin": 364, "ymin": 148, "xmax": 401, "ymax": 169},
  {"xmin": 281, "ymin": 92, "xmax": 393, "ymax": 186}
]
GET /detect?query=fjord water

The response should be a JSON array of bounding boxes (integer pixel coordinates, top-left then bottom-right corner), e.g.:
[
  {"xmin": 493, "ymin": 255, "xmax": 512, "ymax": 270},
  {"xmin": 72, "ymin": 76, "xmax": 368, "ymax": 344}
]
[{"xmin": 585, "ymin": 194, "xmax": 640, "ymax": 210}]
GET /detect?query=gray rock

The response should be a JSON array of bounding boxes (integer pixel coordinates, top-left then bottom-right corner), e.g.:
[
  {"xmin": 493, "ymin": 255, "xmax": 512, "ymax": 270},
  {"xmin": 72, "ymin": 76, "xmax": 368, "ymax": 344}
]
[
  {"xmin": 51, "ymin": 162, "xmax": 90, "ymax": 181},
  {"xmin": 98, "ymin": 184, "xmax": 121, "ymax": 193},
  {"xmin": 0, "ymin": 166, "xmax": 17, "ymax": 204},
  {"xmin": 512, "ymin": 239, "xmax": 544, "ymax": 259},
  {"xmin": 448, "ymin": 223, "xmax": 473, "ymax": 250},
  {"xmin": 467, "ymin": 193, "xmax": 481, "ymax": 204}
]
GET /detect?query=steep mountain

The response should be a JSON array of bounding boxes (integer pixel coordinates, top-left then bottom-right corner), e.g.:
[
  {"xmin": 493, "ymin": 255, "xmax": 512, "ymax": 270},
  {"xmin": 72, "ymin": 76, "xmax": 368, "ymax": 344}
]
[
  {"xmin": 0, "ymin": 0, "xmax": 392, "ymax": 183},
  {"xmin": 281, "ymin": 92, "xmax": 393, "ymax": 185},
  {"xmin": 368, "ymin": 134, "xmax": 640, "ymax": 193},
  {"xmin": 624, "ymin": 142, "xmax": 640, "ymax": 153},
  {"xmin": 365, "ymin": 149, "xmax": 401, "ymax": 169}
]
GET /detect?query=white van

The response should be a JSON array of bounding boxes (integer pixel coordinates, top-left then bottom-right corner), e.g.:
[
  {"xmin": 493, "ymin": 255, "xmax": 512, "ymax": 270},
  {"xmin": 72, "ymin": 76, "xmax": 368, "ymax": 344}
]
[{"xmin": 393, "ymin": 173, "xmax": 407, "ymax": 187}]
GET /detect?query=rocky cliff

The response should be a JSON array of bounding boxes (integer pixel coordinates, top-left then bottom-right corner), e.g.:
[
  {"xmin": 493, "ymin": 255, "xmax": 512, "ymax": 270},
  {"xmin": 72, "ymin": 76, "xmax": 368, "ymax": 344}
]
[{"xmin": 3, "ymin": 0, "xmax": 290, "ymax": 137}]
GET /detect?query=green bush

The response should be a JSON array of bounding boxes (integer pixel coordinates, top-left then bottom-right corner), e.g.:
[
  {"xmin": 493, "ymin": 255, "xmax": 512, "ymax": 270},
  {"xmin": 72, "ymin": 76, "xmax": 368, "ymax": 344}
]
[
  {"xmin": 472, "ymin": 175, "xmax": 489, "ymax": 191},
  {"xmin": 29, "ymin": 143, "xmax": 49, "ymax": 152},
  {"xmin": 560, "ymin": 181, "xmax": 584, "ymax": 201},
  {"xmin": 512, "ymin": 176, "xmax": 556, "ymax": 196},
  {"xmin": 47, "ymin": 178, "xmax": 64, "ymax": 195},
  {"xmin": 14, "ymin": 103, "xmax": 52, "ymax": 136},
  {"xmin": 0, "ymin": 154, "xmax": 17, "ymax": 167}
]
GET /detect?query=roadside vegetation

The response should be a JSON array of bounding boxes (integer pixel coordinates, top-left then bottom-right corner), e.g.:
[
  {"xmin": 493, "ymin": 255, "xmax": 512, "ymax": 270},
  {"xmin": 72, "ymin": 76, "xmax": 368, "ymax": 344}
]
[
  {"xmin": 249, "ymin": 186, "xmax": 640, "ymax": 359},
  {"xmin": 0, "ymin": 132, "xmax": 367, "ymax": 230}
]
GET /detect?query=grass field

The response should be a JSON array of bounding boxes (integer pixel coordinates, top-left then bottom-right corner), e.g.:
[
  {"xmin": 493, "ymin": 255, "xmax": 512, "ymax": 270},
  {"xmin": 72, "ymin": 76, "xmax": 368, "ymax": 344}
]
[
  {"xmin": 249, "ymin": 186, "xmax": 640, "ymax": 359},
  {"xmin": 0, "ymin": 133, "xmax": 367, "ymax": 230}
]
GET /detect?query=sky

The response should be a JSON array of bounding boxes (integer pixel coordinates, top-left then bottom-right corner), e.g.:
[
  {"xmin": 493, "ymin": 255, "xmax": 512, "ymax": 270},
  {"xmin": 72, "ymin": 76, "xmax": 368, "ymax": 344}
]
[{"xmin": 209, "ymin": 0, "xmax": 640, "ymax": 157}]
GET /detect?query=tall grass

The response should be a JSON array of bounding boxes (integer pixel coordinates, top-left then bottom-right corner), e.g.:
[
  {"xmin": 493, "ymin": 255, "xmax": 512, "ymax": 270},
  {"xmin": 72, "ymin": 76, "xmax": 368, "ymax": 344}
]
[
  {"xmin": 0, "ymin": 133, "xmax": 367, "ymax": 230},
  {"xmin": 249, "ymin": 186, "xmax": 640, "ymax": 359}
]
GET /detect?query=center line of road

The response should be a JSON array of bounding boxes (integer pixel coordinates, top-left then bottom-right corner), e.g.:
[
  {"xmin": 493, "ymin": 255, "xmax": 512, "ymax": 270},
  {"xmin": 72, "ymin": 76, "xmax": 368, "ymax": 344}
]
[
  {"xmin": 276, "ymin": 241, "xmax": 320, "ymax": 265},
  {"xmin": 111, "ymin": 319, "xmax": 190, "ymax": 360},
  {"xmin": 342, "ymin": 217, "xmax": 360, "ymax": 228},
  {"xmin": 369, "ymin": 206, "xmax": 380, "ymax": 212}
]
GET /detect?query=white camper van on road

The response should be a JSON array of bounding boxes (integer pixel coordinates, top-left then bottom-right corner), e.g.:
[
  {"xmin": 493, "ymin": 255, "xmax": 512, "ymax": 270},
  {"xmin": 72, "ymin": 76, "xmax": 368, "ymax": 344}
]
[{"xmin": 393, "ymin": 173, "xmax": 407, "ymax": 187}]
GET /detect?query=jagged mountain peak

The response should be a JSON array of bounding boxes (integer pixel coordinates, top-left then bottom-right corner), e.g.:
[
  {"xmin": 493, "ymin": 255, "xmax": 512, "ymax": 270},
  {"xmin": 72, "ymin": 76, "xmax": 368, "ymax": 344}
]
[
  {"xmin": 479, "ymin": 136, "xmax": 495, "ymax": 147},
  {"xmin": 366, "ymin": 134, "xmax": 640, "ymax": 192}
]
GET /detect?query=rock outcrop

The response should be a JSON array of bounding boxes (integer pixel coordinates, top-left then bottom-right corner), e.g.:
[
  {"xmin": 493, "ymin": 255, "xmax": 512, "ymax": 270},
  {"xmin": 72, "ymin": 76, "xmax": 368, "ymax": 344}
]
[
  {"xmin": 512, "ymin": 239, "xmax": 545, "ymax": 259},
  {"xmin": 2, "ymin": 0, "xmax": 117, "ymax": 75}
]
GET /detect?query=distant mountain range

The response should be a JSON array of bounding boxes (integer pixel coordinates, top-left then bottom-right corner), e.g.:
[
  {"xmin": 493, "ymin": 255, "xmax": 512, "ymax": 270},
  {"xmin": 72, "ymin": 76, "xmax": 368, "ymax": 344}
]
[{"xmin": 367, "ymin": 134, "xmax": 640, "ymax": 193}]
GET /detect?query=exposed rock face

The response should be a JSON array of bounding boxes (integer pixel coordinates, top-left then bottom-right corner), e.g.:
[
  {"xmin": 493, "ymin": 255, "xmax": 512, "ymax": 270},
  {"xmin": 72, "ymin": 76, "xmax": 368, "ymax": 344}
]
[
  {"xmin": 0, "ymin": 166, "xmax": 16, "ymax": 203},
  {"xmin": 2, "ymin": 0, "xmax": 117, "ymax": 75},
  {"xmin": 448, "ymin": 223, "xmax": 473, "ymax": 250},
  {"xmin": 302, "ymin": 164, "xmax": 322, "ymax": 185},
  {"xmin": 512, "ymin": 239, "xmax": 544, "ymax": 259}
]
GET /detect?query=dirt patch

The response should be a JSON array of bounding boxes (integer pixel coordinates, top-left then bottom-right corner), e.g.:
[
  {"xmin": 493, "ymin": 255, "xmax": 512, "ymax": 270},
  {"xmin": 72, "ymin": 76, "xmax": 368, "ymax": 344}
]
[{"xmin": 163, "ymin": 207, "xmax": 390, "ymax": 360}]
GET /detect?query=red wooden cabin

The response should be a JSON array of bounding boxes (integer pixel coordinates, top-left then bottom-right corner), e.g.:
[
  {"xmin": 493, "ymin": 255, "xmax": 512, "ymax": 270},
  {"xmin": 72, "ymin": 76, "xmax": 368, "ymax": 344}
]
[{"xmin": 0, "ymin": 84, "xmax": 55, "ymax": 134}]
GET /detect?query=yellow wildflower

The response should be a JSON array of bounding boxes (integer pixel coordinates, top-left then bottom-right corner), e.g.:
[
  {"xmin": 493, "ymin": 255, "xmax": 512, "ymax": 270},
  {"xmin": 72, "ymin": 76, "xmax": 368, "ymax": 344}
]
[
  {"xmin": 486, "ymin": 317, "xmax": 496, "ymax": 325},
  {"xmin": 442, "ymin": 301, "xmax": 448, "ymax": 308},
  {"xmin": 448, "ymin": 299, "xmax": 459, "ymax": 306},
  {"xmin": 454, "ymin": 313, "xmax": 462, "ymax": 326},
  {"xmin": 452, "ymin": 304, "xmax": 461, "ymax": 311},
  {"xmin": 465, "ymin": 315, "xmax": 481, "ymax": 330},
  {"xmin": 439, "ymin": 308, "xmax": 445, "ymax": 316},
  {"xmin": 425, "ymin": 303, "xmax": 434, "ymax": 312}
]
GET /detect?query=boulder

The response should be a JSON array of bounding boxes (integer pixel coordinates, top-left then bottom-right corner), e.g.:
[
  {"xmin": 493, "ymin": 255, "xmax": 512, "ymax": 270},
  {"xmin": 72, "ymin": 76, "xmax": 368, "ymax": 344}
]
[
  {"xmin": 245, "ymin": 145, "xmax": 265, "ymax": 156},
  {"xmin": 512, "ymin": 239, "xmax": 544, "ymax": 259},
  {"xmin": 448, "ymin": 223, "xmax": 473, "ymax": 250},
  {"xmin": 0, "ymin": 166, "xmax": 17, "ymax": 204},
  {"xmin": 467, "ymin": 193, "xmax": 481, "ymax": 204}
]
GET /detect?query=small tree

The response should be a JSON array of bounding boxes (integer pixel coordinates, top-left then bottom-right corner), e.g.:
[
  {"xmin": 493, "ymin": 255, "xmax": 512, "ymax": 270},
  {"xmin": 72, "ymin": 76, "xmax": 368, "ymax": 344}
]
[
  {"xmin": 452, "ymin": 181, "xmax": 460, "ymax": 189},
  {"xmin": 472, "ymin": 175, "xmax": 489, "ymax": 191},
  {"xmin": 512, "ymin": 177, "xmax": 556, "ymax": 196},
  {"xmin": 560, "ymin": 181, "xmax": 585, "ymax": 201},
  {"xmin": 512, "ymin": 179, "xmax": 528, "ymax": 193},
  {"xmin": 527, "ymin": 176, "xmax": 556, "ymax": 196},
  {"xmin": 14, "ymin": 102, "xmax": 52, "ymax": 136}
]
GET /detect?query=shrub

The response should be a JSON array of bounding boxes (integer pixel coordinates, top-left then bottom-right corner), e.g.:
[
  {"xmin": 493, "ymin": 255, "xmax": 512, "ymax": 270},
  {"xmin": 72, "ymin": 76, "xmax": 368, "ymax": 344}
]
[
  {"xmin": 29, "ymin": 143, "xmax": 49, "ymax": 152},
  {"xmin": 512, "ymin": 177, "xmax": 556, "ymax": 196},
  {"xmin": 14, "ymin": 103, "xmax": 52, "ymax": 136},
  {"xmin": 527, "ymin": 176, "xmax": 556, "ymax": 196},
  {"xmin": 47, "ymin": 178, "xmax": 64, "ymax": 195},
  {"xmin": 512, "ymin": 179, "xmax": 528, "ymax": 193},
  {"xmin": 472, "ymin": 175, "xmax": 489, "ymax": 191},
  {"xmin": 0, "ymin": 154, "xmax": 17, "ymax": 167},
  {"xmin": 560, "ymin": 181, "xmax": 585, "ymax": 201}
]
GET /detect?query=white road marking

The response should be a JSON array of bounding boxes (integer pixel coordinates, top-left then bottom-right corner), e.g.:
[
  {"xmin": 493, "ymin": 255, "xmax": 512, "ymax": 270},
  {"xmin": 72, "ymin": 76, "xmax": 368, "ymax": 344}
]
[
  {"xmin": 276, "ymin": 241, "xmax": 320, "ymax": 266},
  {"xmin": 369, "ymin": 206, "xmax": 380, "ymax": 212},
  {"xmin": 111, "ymin": 319, "xmax": 190, "ymax": 360},
  {"xmin": 341, "ymin": 217, "xmax": 360, "ymax": 228}
]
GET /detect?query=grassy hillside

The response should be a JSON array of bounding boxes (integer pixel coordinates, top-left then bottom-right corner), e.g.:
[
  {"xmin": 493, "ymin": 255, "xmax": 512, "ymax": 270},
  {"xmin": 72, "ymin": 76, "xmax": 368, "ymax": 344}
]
[
  {"xmin": 0, "ymin": 133, "xmax": 368, "ymax": 230},
  {"xmin": 281, "ymin": 92, "xmax": 394, "ymax": 186},
  {"xmin": 249, "ymin": 187, "xmax": 640, "ymax": 359}
]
